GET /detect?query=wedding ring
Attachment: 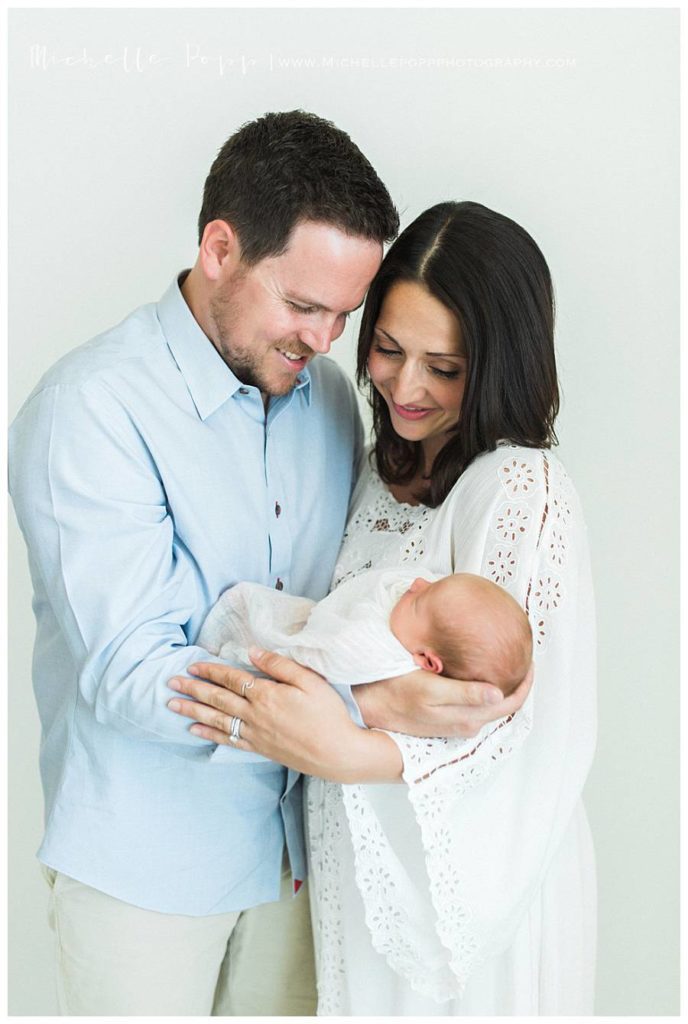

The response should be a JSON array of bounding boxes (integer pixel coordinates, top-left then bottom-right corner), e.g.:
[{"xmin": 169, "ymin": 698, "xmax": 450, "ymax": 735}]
[
  {"xmin": 240, "ymin": 678, "xmax": 255, "ymax": 698},
  {"xmin": 229, "ymin": 716, "xmax": 242, "ymax": 743}
]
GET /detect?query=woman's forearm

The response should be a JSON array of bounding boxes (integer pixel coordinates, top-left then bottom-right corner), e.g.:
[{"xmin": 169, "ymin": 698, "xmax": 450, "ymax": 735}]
[
  {"xmin": 167, "ymin": 653, "xmax": 405, "ymax": 783},
  {"xmin": 337, "ymin": 727, "xmax": 403, "ymax": 784}
]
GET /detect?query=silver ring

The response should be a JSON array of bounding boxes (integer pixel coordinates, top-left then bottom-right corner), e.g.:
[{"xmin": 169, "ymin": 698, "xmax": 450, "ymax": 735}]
[
  {"xmin": 229, "ymin": 716, "xmax": 242, "ymax": 743},
  {"xmin": 240, "ymin": 678, "xmax": 255, "ymax": 698}
]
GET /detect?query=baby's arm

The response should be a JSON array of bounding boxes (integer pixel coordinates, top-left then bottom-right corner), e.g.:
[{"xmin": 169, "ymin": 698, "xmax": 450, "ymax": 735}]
[{"xmin": 197, "ymin": 582, "xmax": 315, "ymax": 666}]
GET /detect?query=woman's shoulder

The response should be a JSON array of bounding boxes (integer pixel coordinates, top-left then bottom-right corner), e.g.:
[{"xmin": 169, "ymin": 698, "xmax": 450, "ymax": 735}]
[
  {"xmin": 443, "ymin": 444, "xmax": 581, "ymax": 516},
  {"xmin": 423, "ymin": 444, "xmax": 587, "ymax": 573},
  {"xmin": 465, "ymin": 443, "xmax": 572, "ymax": 486}
]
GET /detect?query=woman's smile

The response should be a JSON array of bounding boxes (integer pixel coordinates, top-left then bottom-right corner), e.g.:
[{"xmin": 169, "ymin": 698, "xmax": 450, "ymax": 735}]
[{"xmin": 391, "ymin": 401, "xmax": 435, "ymax": 421}]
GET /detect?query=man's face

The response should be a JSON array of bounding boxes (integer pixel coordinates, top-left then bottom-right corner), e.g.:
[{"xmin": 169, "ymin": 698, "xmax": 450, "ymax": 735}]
[{"xmin": 208, "ymin": 221, "xmax": 382, "ymax": 396}]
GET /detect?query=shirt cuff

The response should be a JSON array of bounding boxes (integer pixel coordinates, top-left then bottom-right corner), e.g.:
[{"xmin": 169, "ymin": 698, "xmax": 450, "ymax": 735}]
[{"xmin": 330, "ymin": 683, "xmax": 367, "ymax": 729}]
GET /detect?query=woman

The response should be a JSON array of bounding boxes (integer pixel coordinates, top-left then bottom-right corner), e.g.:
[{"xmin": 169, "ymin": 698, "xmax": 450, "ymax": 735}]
[{"xmin": 171, "ymin": 201, "xmax": 596, "ymax": 1015}]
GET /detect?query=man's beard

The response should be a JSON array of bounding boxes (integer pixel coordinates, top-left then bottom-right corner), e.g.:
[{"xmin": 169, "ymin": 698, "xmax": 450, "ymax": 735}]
[{"xmin": 208, "ymin": 292, "xmax": 309, "ymax": 397}]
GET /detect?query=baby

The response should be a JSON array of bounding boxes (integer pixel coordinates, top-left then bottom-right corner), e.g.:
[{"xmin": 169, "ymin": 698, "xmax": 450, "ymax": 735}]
[
  {"xmin": 388, "ymin": 572, "xmax": 531, "ymax": 697},
  {"xmin": 198, "ymin": 567, "xmax": 531, "ymax": 699}
]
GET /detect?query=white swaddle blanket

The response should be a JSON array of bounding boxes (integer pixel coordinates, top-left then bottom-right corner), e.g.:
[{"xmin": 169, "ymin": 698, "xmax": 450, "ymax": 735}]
[{"xmin": 197, "ymin": 566, "xmax": 442, "ymax": 685}]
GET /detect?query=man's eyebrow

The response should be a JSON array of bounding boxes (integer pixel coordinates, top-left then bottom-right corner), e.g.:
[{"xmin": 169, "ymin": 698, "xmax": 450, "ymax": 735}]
[
  {"xmin": 286, "ymin": 294, "xmax": 366, "ymax": 315},
  {"xmin": 375, "ymin": 326, "xmax": 466, "ymax": 358}
]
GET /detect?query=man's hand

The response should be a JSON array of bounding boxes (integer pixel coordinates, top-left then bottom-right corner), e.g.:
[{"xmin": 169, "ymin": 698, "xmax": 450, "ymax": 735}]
[
  {"xmin": 167, "ymin": 648, "xmax": 403, "ymax": 783},
  {"xmin": 355, "ymin": 663, "xmax": 534, "ymax": 738}
]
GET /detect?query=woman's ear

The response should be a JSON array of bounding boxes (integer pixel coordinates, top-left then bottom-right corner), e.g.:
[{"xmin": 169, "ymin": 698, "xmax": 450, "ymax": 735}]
[{"xmin": 413, "ymin": 650, "xmax": 444, "ymax": 675}]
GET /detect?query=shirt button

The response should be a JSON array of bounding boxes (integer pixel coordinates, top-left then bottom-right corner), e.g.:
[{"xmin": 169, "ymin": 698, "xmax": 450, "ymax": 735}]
[
  {"xmin": 239, "ymin": 387, "xmax": 249, "ymax": 395},
  {"xmin": 275, "ymin": 502, "xmax": 281, "ymax": 518},
  {"xmin": 275, "ymin": 578, "xmax": 284, "ymax": 591}
]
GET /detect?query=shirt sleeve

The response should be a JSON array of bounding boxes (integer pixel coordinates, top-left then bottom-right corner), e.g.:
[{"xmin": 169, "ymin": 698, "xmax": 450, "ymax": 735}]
[
  {"xmin": 9, "ymin": 381, "xmax": 231, "ymax": 755},
  {"xmin": 326, "ymin": 420, "xmax": 370, "ymax": 729}
]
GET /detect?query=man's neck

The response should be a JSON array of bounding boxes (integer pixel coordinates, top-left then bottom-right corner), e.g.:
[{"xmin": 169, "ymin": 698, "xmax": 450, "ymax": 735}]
[
  {"xmin": 180, "ymin": 266, "xmax": 212, "ymax": 341},
  {"xmin": 181, "ymin": 266, "xmax": 271, "ymax": 413}
]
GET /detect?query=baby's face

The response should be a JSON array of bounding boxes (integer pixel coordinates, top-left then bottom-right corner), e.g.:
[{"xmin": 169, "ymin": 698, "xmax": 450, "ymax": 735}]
[{"xmin": 389, "ymin": 577, "xmax": 439, "ymax": 655}]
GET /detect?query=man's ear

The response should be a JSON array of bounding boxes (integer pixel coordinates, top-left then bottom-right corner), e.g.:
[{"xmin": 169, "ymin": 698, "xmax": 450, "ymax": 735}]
[
  {"xmin": 413, "ymin": 650, "xmax": 444, "ymax": 675},
  {"xmin": 198, "ymin": 219, "xmax": 242, "ymax": 282}
]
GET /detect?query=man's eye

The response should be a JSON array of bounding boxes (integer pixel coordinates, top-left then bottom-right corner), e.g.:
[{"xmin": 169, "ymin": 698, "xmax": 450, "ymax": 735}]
[{"xmin": 287, "ymin": 301, "xmax": 318, "ymax": 314}]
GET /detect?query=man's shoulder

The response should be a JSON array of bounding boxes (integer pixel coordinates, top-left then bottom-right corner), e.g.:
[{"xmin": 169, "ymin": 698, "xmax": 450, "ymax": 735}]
[
  {"xmin": 308, "ymin": 356, "xmax": 358, "ymax": 406},
  {"xmin": 29, "ymin": 300, "xmax": 165, "ymax": 398},
  {"xmin": 309, "ymin": 354, "xmax": 350, "ymax": 385}
]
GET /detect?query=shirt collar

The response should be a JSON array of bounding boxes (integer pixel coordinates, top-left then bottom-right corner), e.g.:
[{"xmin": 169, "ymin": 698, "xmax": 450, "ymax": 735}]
[{"xmin": 156, "ymin": 272, "xmax": 312, "ymax": 420}]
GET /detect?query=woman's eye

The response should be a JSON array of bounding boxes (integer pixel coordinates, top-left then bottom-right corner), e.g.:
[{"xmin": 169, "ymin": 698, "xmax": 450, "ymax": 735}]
[
  {"xmin": 374, "ymin": 344, "xmax": 401, "ymax": 357},
  {"xmin": 430, "ymin": 366, "xmax": 461, "ymax": 380}
]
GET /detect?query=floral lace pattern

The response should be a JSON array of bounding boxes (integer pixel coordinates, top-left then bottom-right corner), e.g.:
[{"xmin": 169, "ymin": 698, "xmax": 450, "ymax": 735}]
[
  {"xmin": 495, "ymin": 502, "xmax": 531, "ymax": 543},
  {"xmin": 332, "ymin": 476, "xmax": 430, "ymax": 588},
  {"xmin": 499, "ymin": 456, "xmax": 540, "ymax": 498},
  {"xmin": 308, "ymin": 448, "xmax": 574, "ymax": 1010},
  {"xmin": 306, "ymin": 780, "xmax": 348, "ymax": 1013}
]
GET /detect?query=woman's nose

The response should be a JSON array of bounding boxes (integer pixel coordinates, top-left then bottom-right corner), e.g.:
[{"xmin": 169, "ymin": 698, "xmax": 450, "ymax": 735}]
[{"xmin": 392, "ymin": 361, "xmax": 426, "ymax": 403}]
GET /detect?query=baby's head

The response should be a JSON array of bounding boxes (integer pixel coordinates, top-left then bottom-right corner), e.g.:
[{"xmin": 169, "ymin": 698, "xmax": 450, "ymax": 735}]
[{"xmin": 389, "ymin": 573, "xmax": 532, "ymax": 697}]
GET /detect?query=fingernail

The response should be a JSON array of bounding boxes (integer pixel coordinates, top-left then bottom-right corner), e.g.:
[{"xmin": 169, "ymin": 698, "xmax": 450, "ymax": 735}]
[
  {"xmin": 169, "ymin": 679, "xmax": 182, "ymax": 691},
  {"xmin": 187, "ymin": 665, "xmax": 200, "ymax": 675},
  {"xmin": 248, "ymin": 646, "xmax": 265, "ymax": 659},
  {"xmin": 168, "ymin": 699, "xmax": 181, "ymax": 712},
  {"xmin": 190, "ymin": 725, "xmax": 204, "ymax": 735},
  {"xmin": 484, "ymin": 688, "xmax": 503, "ymax": 704}
]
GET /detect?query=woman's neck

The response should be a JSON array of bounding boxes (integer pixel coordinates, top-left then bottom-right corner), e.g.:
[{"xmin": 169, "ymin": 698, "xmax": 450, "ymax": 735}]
[
  {"xmin": 385, "ymin": 435, "xmax": 447, "ymax": 505},
  {"xmin": 419, "ymin": 435, "xmax": 446, "ymax": 479}
]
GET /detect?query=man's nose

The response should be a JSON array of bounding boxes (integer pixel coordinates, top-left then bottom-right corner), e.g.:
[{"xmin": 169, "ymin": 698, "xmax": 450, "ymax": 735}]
[{"xmin": 300, "ymin": 314, "xmax": 345, "ymax": 355}]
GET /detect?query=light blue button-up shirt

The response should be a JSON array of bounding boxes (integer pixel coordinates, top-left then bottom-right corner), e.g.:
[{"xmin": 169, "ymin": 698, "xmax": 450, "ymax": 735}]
[{"xmin": 9, "ymin": 274, "xmax": 363, "ymax": 914}]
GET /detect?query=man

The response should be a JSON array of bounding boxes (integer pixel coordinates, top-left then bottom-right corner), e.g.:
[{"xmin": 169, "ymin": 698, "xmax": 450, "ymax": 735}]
[{"xmin": 9, "ymin": 111, "xmax": 525, "ymax": 1016}]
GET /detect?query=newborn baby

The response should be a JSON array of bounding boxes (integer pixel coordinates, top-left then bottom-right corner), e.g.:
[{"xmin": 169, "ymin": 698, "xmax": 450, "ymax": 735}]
[
  {"xmin": 388, "ymin": 572, "xmax": 531, "ymax": 696},
  {"xmin": 198, "ymin": 567, "xmax": 531, "ymax": 699}
]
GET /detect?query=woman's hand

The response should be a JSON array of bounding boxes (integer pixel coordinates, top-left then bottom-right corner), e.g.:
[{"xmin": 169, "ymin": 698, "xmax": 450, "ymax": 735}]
[
  {"xmin": 167, "ymin": 648, "xmax": 403, "ymax": 783},
  {"xmin": 354, "ymin": 662, "xmax": 534, "ymax": 738}
]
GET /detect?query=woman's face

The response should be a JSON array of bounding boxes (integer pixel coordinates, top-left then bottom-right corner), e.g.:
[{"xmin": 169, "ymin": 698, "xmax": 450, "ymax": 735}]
[{"xmin": 367, "ymin": 280, "xmax": 467, "ymax": 455}]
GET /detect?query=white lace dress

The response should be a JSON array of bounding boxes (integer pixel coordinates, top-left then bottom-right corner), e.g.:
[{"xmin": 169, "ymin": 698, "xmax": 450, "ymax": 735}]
[{"xmin": 306, "ymin": 444, "xmax": 597, "ymax": 1015}]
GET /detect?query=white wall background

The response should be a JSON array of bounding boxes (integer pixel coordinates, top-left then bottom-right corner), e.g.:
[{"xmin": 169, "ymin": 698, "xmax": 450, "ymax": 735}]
[{"xmin": 7, "ymin": 8, "xmax": 679, "ymax": 1016}]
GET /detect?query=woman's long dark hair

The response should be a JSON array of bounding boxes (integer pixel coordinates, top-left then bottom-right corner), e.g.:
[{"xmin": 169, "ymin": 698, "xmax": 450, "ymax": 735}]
[{"xmin": 357, "ymin": 201, "xmax": 559, "ymax": 507}]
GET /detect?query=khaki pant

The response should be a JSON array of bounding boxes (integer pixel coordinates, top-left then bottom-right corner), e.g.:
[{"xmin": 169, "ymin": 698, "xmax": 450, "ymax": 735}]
[{"xmin": 42, "ymin": 862, "xmax": 317, "ymax": 1016}]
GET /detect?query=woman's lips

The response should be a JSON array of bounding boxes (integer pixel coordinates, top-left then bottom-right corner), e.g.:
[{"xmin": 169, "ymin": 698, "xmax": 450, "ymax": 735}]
[{"xmin": 392, "ymin": 402, "xmax": 434, "ymax": 421}]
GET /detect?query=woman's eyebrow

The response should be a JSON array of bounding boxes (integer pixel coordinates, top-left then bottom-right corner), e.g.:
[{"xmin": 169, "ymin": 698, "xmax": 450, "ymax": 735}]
[
  {"xmin": 425, "ymin": 351, "xmax": 466, "ymax": 359},
  {"xmin": 375, "ymin": 326, "xmax": 466, "ymax": 358},
  {"xmin": 374, "ymin": 327, "xmax": 401, "ymax": 345}
]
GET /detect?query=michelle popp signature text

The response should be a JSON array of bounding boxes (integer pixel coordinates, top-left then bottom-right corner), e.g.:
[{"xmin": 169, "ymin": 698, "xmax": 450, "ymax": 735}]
[{"xmin": 29, "ymin": 44, "xmax": 265, "ymax": 76}]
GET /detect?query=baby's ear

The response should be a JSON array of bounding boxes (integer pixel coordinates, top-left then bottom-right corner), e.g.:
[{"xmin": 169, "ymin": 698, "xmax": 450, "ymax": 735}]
[{"xmin": 413, "ymin": 650, "xmax": 444, "ymax": 675}]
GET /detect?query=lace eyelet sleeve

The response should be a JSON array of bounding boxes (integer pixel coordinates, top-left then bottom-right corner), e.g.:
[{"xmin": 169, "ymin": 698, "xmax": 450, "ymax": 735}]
[
  {"xmin": 339, "ymin": 447, "xmax": 596, "ymax": 1000},
  {"xmin": 384, "ymin": 448, "xmax": 555, "ymax": 789}
]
